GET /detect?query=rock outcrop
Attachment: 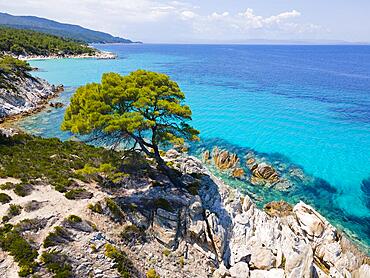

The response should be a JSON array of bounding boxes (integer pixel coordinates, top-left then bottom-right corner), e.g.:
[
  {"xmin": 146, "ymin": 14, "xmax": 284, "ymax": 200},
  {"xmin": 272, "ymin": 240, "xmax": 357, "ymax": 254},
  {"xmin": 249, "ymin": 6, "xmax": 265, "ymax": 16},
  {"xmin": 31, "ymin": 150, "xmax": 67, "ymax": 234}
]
[
  {"xmin": 0, "ymin": 146, "xmax": 368, "ymax": 278},
  {"xmin": 0, "ymin": 73, "xmax": 63, "ymax": 120}
]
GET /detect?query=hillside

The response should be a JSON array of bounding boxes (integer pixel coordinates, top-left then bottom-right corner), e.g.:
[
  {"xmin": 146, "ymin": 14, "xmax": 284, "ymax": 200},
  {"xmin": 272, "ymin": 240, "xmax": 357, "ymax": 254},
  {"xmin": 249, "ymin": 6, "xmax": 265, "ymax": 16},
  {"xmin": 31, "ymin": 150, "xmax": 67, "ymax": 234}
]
[
  {"xmin": 0, "ymin": 12, "xmax": 136, "ymax": 44},
  {"xmin": 0, "ymin": 27, "xmax": 95, "ymax": 56},
  {"xmin": 0, "ymin": 131, "xmax": 368, "ymax": 277},
  {"xmin": 0, "ymin": 55, "xmax": 62, "ymax": 119}
]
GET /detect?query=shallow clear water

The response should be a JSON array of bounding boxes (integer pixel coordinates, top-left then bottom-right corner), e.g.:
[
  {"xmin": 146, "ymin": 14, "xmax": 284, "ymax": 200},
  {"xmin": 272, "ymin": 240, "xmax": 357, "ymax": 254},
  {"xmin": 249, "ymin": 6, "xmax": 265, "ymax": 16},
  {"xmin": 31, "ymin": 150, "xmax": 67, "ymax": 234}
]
[{"xmin": 18, "ymin": 44, "xmax": 370, "ymax": 251}]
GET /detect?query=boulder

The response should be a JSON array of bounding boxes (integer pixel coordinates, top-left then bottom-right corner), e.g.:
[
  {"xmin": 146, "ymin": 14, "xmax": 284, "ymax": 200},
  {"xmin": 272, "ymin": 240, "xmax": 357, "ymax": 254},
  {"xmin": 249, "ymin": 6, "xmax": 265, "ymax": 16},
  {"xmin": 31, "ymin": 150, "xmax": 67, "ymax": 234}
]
[
  {"xmin": 202, "ymin": 150, "xmax": 211, "ymax": 163},
  {"xmin": 213, "ymin": 263, "xmax": 230, "ymax": 278},
  {"xmin": 250, "ymin": 163, "xmax": 279, "ymax": 184},
  {"xmin": 212, "ymin": 147, "xmax": 239, "ymax": 170},
  {"xmin": 232, "ymin": 168, "xmax": 245, "ymax": 179},
  {"xmin": 249, "ymin": 246, "xmax": 276, "ymax": 270},
  {"xmin": 249, "ymin": 269, "xmax": 285, "ymax": 278},
  {"xmin": 293, "ymin": 202, "xmax": 326, "ymax": 238},
  {"xmin": 352, "ymin": 264, "xmax": 370, "ymax": 278},
  {"xmin": 229, "ymin": 262, "xmax": 250, "ymax": 278},
  {"xmin": 264, "ymin": 201, "xmax": 293, "ymax": 217}
]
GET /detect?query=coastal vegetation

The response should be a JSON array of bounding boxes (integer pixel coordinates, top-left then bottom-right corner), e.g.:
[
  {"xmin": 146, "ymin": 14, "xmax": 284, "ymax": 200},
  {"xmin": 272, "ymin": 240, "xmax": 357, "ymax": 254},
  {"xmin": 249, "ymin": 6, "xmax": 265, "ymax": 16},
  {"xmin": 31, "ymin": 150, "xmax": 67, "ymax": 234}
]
[
  {"xmin": 0, "ymin": 26, "xmax": 95, "ymax": 56},
  {"xmin": 0, "ymin": 224, "xmax": 38, "ymax": 276},
  {"xmin": 0, "ymin": 133, "xmax": 122, "ymax": 193},
  {"xmin": 62, "ymin": 70, "xmax": 199, "ymax": 184},
  {"xmin": 0, "ymin": 55, "xmax": 33, "ymax": 91}
]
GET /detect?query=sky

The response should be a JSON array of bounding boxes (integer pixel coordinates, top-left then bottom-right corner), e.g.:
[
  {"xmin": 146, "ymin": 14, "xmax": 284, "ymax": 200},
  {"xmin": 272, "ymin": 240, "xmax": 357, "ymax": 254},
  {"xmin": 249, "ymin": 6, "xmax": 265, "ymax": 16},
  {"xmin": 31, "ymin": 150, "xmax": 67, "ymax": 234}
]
[{"xmin": 1, "ymin": 0, "xmax": 370, "ymax": 43}]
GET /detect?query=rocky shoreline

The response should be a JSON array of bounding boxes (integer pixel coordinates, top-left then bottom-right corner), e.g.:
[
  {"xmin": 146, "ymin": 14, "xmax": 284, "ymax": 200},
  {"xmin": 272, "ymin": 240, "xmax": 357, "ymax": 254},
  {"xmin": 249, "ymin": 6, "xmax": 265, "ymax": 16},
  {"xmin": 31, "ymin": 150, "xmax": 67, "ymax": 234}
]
[
  {"xmin": 0, "ymin": 74, "xmax": 64, "ymax": 123},
  {"xmin": 17, "ymin": 50, "xmax": 117, "ymax": 61},
  {"xmin": 0, "ymin": 130, "xmax": 369, "ymax": 277}
]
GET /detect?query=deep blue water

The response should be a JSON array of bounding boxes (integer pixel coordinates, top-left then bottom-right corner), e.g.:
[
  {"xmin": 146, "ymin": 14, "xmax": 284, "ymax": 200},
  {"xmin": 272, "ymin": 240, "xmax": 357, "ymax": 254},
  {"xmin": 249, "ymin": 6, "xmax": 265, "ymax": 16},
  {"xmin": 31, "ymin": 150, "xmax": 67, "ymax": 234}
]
[{"xmin": 17, "ymin": 44, "xmax": 370, "ymax": 252}]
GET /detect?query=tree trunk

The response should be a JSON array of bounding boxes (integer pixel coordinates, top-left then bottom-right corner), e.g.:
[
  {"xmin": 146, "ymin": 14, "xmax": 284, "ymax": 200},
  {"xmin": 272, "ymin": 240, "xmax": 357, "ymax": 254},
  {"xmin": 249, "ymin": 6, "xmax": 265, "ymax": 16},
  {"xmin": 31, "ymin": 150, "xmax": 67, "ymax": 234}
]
[{"xmin": 153, "ymin": 146, "xmax": 182, "ymax": 187}]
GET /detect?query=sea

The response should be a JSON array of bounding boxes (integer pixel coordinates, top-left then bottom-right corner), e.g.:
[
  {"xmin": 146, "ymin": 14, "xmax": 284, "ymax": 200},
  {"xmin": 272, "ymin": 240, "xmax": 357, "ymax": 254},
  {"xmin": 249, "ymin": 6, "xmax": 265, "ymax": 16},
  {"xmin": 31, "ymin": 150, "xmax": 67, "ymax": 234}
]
[{"xmin": 17, "ymin": 44, "xmax": 370, "ymax": 252}]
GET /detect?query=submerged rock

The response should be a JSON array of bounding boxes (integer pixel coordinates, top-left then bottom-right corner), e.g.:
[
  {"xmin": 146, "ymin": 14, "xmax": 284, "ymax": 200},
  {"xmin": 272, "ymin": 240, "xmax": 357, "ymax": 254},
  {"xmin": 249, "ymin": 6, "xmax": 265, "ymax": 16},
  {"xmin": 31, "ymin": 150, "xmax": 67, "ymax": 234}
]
[
  {"xmin": 212, "ymin": 147, "xmax": 239, "ymax": 170},
  {"xmin": 264, "ymin": 200, "xmax": 293, "ymax": 217},
  {"xmin": 250, "ymin": 162, "xmax": 280, "ymax": 184}
]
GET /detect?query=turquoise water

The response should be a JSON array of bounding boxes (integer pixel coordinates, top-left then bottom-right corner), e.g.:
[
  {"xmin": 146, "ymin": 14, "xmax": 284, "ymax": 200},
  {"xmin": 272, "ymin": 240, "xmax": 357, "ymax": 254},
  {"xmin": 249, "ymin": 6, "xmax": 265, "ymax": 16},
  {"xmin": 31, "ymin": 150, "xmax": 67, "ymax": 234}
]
[{"xmin": 18, "ymin": 44, "xmax": 370, "ymax": 251}]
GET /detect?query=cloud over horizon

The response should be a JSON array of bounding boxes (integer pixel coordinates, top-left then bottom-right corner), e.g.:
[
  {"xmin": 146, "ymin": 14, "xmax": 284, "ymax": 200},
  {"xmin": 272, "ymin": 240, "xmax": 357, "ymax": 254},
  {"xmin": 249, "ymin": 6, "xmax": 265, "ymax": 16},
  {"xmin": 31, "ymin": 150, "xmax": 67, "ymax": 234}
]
[{"xmin": 0, "ymin": 0, "xmax": 367, "ymax": 43}]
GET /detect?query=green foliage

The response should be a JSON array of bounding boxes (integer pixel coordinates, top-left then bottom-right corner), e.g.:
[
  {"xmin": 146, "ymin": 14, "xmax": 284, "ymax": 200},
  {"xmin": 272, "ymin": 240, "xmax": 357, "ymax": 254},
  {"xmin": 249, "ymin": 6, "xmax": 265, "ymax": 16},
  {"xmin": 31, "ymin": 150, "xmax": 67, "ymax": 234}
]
[
  {"xmin": 120, "ymin": 224, "xmax": 145, "ymax": 243},
  {"xmin": 88, "ymin": 202, "xmax": 103, "ymax": 214},
  {"xmin": 0, "ymin": 55, "xmax": 33, "ymax": 90},
  {"xmin": 104, "ymin": 244, "xmax": 132, "ymax": 278},
  {"xmin": 43, "ymin": 226, "xmax": 70, "ymax": 248},
  {"xmin": 7, "ymin": 204, "xmax": 22, "ymax": 217},
  {"xmin": 0, "ymin": 224, "xmax": 38, "ymax": 276},
  {"xmin": 13, "ymin": 182, "xmax": 33, "ymax": 197},
  {"xmin": 0, "ymin": 133, "xmax": 122, "ymax": 193},
  {"xmin": 105, "ymin": 197, "xmax": 124, "ymax": 220},
  {"xmin": 0, "ymin": 192, "xmax": 11, "ymax": 204},
  {"xmin": 0, "ymin": 182, "xmax": 15, "ymax": 190},
  {"xmin": 41, "ymin": 250, "xmax": 73, "ymax": 278},
  {"xmin": 153, "ymin": 198, "xmax": 173, "ymax": 212},
  {"xmin": 62, "ymin": 70, "xmax": 199, "ymax": 163},
  {"xmin": 0, "ymin": 26, "xmax": 95, "ymax": 56},
  {"xmin": 0, "ymin": 55, "xmax": 31, "ymax": 74},
  {"xmin": 66, "ymin": 215, "xmax": 82, "ymax": 223},
  {"xmin": 146, "ymin": 268, "xmax": 160, "ymax": 278},
  {"xmin": 162, "ymin": 248, "xmax": 170, "ymax": 257},
  {"xmin": 64, "ymin": 188, "xmax": 92, "ymax": 200}
]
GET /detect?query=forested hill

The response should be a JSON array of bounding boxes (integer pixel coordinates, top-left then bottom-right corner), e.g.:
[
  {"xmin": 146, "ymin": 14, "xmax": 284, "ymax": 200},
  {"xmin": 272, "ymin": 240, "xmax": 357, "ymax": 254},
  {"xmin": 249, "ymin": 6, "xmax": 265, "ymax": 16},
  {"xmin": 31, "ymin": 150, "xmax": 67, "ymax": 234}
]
[
  {"xmin": 0, "ymin": 27, "xmax": 95, "ymax": 56},
  {"xmin": 0, "ymin": 12, "xmax": 136, "ymax": 44}
]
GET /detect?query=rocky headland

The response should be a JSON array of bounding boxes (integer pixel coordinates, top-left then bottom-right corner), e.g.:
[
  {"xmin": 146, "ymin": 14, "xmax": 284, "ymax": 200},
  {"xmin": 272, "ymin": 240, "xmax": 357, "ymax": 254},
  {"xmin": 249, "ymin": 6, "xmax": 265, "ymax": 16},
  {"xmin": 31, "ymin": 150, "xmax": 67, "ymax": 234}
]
[
  {"xmin": 0, "ymin": 72, "xmax": 63, "ymax": 122},
  {"xmin": 0, "ymin": 132, "xmax": 368, "ymax": 278}
]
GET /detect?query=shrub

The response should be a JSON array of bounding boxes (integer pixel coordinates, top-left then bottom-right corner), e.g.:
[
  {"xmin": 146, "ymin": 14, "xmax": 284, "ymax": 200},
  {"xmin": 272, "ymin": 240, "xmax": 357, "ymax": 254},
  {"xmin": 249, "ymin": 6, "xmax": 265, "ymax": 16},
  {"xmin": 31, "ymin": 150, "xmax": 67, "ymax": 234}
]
[
  {"xmin": 88, "ymin": 202, "xmax": 103, "ymax": 214},
  {"xmin": 0, "ymin": 182, "xmax": 15, "ymax": 190},
  {"xmin": 105, "ymin": 244, "xmax": 132, "ymax": 278},
  {"xmin": 120, "ymin": 224, "xmax": 145, "ymax": 243},
  {"xmin": 0, "ymin": 192, "xmax": 12, "ymax": 204},
  {"xmin": 64, "ymin": 188, "xmax": 92, "ymax": 200},
  {"xmin": 7, "ymin": 204, "xmax": 22, "ymax": 217},
  {"xmin": 13, "ymin": 183, "xmax": 32, "ymax": 197},
  {"xmin": 0, "ymin": 224, "xmax": 38, "ymax": 276},
  {"xmin": 0, "ymin": 134, "xmax": 123, "ymax": 195},
  {"xmin": 105, "ymin": 198, "xmax": 123, "ymax": 220},
  {"xmin": 162, "ymin": 248, "xmax": 170, "ymax": 257},
  {"xmin": 41, "ymin": 250, "xmax": 73, "ymax": 278},
  {"xmin": 146, "ymin": 268, "xmax": 160, "ymax": 278},
  {"xmin": 66, "ymin": 215, "xmax": 82, "ymax": 223},
  {"xmin": 43, "ymin": 226, "xmax": 71, "ymax": 248}
]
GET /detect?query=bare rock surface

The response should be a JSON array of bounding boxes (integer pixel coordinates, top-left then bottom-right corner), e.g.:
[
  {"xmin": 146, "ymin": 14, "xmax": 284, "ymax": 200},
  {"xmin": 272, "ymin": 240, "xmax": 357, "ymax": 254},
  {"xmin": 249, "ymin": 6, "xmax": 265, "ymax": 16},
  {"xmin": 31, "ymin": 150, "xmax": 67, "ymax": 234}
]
[{"xmin": 0, "ymin": 149, "xmax": 368, "ymax": 278}]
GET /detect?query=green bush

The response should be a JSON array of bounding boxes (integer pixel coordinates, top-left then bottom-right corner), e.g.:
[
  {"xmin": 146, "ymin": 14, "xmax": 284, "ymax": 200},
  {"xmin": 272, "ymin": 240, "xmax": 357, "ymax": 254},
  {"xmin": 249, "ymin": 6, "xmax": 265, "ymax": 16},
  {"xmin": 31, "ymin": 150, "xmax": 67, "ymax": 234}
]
[
  {"xmin": 0, "ymin": 182, "xmax": 15, "ymax": 190},
  {"xmin": 13, "ymin": 183, "xmax": 32, "ymax": 197},
  {"xmin": 41, "ymin": 250, "xmax": 73, "ymax": 278},
  {"xmin": 146, "ymin": 268, "xmax": 160, "ymax": 278},
  {"xmin": 0, "ymin": 134, "xmax": 123, "ymax": 194},
  {"xmin": 0, "ymin": 224, "xmax": 38, "ymax": 276},
  {"xmin": 105, "ymin": 244, "xmax": 132, "ymax": 278},
  {"xmin": 7, "ymin": 204, "xmax": 22, "ymax": 217},
  {"xmin": 66, "ymin": 215, "xmax": 82, "ymax": 223},
  {"xmin": 0, "ymin": 192, "xmax": 12, "ymax": 204},
  {"xmin": 120, "ymin": 224, "xmax": 145, "ymax": 243},
  {"xmin": 105, "ymin": 198, "xmax": 123, "ymax": 220},
  {"xmin": 64, "ymin": 188, "xmax": 92, "ymax": 200},
  {"xmin": 88, "ymin": 202, "xmax": 103, "ymax": 214},
  {"xmin": 43, "ymin": 226, "xmax": 71, "ymax": 248}
]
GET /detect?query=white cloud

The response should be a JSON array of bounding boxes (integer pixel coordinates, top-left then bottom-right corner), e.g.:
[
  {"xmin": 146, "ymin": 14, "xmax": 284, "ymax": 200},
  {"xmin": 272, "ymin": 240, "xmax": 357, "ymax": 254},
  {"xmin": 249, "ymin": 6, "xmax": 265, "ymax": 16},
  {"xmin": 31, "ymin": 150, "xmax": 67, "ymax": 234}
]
[{"xmin": 0, "ymin": 1, "xmax": 325, "ymax": 42}]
